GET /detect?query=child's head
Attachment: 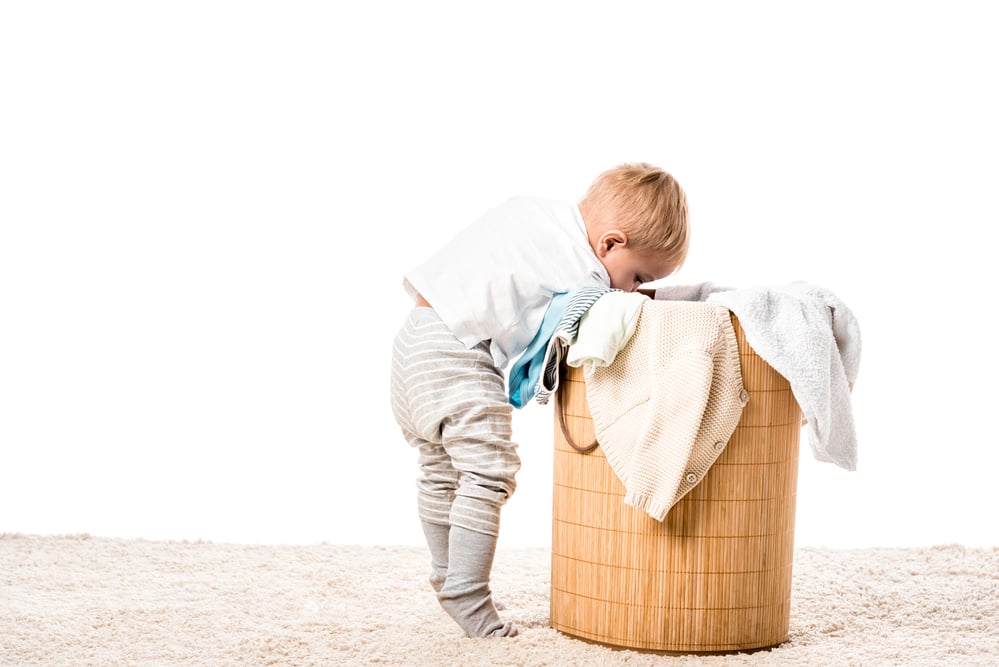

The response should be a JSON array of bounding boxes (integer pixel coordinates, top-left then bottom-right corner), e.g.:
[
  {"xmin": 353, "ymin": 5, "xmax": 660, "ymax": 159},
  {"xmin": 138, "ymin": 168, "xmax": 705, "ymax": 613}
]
[{"xmin": 579, "ymin": 162, "xmax": 689, "ymax": 292}]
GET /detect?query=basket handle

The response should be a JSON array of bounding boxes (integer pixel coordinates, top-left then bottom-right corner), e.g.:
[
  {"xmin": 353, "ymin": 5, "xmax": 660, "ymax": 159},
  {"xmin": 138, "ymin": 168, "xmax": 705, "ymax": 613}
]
[{"xmin": 555, "ymin": 363, "xmax": 599, "ymax": 454}]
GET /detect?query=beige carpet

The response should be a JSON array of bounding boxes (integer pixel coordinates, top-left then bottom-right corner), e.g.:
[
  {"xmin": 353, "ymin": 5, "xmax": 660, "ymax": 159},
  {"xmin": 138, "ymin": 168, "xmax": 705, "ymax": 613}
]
[{"xmin": 2, "ymin": 534, "xmax": 997, "ymax": 666}]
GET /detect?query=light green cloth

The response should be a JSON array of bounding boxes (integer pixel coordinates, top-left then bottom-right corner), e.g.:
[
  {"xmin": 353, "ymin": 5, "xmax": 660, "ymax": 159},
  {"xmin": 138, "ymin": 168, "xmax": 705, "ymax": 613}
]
[{"xmin": 566, "ymin": 291, "xmax": 646, "ymax": 369}]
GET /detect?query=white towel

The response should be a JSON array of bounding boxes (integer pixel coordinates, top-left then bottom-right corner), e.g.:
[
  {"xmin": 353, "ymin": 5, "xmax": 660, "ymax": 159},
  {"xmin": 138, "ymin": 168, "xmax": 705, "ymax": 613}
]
[
  {"xmin": 653, "ymin": 281, "xmax": 729, "ymax": 302},
  {"xmin": 707, "ymin": 282, "xmax": 862, "ymax": 470}
]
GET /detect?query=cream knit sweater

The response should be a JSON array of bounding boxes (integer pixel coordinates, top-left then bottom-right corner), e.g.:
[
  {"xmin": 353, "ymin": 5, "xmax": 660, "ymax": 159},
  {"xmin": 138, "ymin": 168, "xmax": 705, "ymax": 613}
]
[{"xmin": 584, "ymin": 300, "xmax": 748, "ymax": 521}]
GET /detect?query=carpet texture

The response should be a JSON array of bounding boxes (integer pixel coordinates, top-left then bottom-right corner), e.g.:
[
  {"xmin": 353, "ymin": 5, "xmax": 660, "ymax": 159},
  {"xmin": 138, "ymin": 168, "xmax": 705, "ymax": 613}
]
[{"xmin": 2, "ymin": 534, "xmax": 997, "ymax": 666}]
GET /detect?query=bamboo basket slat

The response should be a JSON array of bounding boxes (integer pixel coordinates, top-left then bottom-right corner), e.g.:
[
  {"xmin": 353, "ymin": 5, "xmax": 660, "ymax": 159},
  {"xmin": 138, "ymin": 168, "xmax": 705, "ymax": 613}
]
[{"xmin": 550, "ymin": 314, "xmax": 802, "ymax": 653}]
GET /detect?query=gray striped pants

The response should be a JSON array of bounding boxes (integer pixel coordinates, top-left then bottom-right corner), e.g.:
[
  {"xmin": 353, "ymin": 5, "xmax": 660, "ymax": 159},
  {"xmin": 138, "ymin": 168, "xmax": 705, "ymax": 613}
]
[{"xmin": 390, "ymin": 307, "xmax": 521, "ymax": 537}]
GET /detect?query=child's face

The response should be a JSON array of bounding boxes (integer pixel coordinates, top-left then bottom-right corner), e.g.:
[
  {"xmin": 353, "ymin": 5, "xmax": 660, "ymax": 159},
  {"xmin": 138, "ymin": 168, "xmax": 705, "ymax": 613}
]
[{"xmin": 599, "ymin": 242, "xmax": 677, "ymax": 292}]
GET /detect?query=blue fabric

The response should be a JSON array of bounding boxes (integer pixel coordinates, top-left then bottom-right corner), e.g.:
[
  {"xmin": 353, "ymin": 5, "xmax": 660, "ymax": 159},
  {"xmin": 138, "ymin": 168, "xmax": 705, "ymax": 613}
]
[{"xmin": 507, "ymin": 292, "xmax": 570, "ymax": 408}]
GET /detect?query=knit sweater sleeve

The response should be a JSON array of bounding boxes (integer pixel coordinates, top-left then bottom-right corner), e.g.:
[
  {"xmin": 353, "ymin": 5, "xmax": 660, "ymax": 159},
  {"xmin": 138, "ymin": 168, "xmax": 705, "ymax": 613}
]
[{"xmin": 622, "ymin": 349, "xmax": 714, "ymax": 520}]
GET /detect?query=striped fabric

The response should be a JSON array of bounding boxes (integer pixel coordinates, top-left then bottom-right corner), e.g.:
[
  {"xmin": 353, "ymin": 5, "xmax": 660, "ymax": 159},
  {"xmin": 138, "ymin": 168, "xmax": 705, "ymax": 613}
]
[{"xmin": 390, "ymin": 307, "xmax": 521, "ymax": 537}]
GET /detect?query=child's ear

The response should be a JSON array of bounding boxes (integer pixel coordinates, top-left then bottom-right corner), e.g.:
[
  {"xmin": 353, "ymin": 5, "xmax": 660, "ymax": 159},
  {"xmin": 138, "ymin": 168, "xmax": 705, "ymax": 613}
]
[{"xmin": 597, "ymin": 230, "xmax": 628, "ymax": 257}]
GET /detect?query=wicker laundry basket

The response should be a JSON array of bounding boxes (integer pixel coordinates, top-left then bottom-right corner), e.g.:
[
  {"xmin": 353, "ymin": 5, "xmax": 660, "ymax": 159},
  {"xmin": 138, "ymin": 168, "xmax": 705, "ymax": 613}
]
[{"xmin": 550, "ymin": 314, "xmax": 802, "ymax": 653}]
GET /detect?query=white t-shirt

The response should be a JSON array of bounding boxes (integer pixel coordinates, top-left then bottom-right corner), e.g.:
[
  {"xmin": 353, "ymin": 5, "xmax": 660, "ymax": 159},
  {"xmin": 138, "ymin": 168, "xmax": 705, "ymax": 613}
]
[{"xmin": 403, "ymin": 196, "xmax": 609, "ymax": 369}]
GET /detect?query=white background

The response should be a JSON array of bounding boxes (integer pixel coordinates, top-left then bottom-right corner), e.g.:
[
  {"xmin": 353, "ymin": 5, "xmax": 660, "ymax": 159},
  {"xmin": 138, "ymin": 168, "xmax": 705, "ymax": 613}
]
[{"xmin": 2, "ymin": 2, "xmax": 997, "ymax": 550}]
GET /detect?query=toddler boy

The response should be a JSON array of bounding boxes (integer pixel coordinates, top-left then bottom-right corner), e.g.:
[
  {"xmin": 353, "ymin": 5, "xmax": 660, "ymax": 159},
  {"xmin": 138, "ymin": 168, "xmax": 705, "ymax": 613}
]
[{"xmin": 390, "ymin": 163, "xmax": 689, "ymax": 637}]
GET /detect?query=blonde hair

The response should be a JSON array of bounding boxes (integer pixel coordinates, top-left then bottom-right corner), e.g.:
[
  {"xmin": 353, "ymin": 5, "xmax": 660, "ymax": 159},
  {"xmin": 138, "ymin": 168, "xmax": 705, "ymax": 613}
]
[{"xmin": 579, "ymin": 162, "xmax": 689, "ymax": 268}]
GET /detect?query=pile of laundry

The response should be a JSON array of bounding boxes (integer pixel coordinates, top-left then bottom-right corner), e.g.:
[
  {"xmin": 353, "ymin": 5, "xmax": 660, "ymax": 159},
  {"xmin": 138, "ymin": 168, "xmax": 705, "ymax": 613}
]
[{"xmin": 508, "ymin": 281, "xmax": 862, "ymax": 521}]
